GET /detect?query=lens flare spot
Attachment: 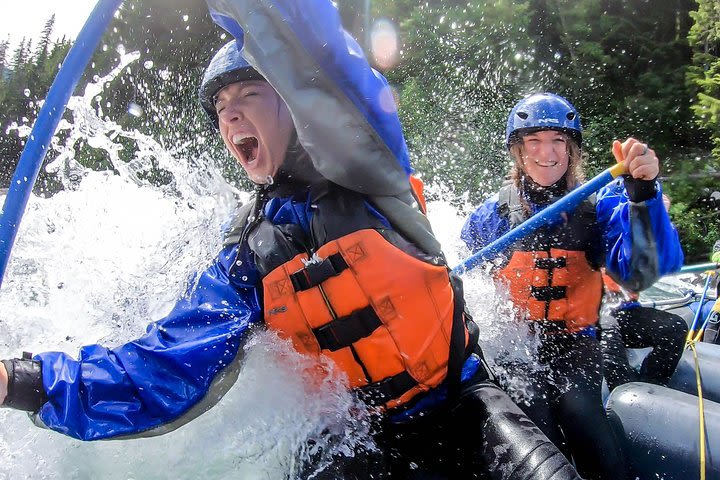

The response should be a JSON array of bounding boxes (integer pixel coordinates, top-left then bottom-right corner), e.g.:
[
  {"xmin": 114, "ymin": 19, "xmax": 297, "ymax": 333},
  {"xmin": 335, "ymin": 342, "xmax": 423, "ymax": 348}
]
[
  {"xmin": 370, "ymin": 19, "xmax": 399, "ymax": 71},
  {"xmin": 378, "ymin": 85, "xmax": 398, "ymax": 114}
]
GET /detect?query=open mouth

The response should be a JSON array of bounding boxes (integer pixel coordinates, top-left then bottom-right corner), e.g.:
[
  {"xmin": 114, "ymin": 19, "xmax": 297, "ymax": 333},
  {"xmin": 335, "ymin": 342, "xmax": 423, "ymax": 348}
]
[{"xmin": 232, "ymin": 134, "xmax": 259, "ymax": 163}]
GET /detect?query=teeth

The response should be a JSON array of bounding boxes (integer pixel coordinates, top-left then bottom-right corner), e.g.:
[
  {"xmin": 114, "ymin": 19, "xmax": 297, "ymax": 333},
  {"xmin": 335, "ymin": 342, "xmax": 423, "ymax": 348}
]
[{"xmin": 232, "ymin": 134, "xmax": 253, "ymax": 145}]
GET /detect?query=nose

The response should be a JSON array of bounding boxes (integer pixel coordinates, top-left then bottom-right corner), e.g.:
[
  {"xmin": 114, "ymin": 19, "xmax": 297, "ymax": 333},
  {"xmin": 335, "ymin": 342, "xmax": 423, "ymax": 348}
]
[
  {"xmin": 537, "ymin": 140, "xmax": 556, "ymax": 159},
  {"xmin": 218, "ymin": 100, "xmax": 243, "ymax": 124},
  {"xmin": 540, "ymin": 141, "xmax": 555, "ymax": 156}
]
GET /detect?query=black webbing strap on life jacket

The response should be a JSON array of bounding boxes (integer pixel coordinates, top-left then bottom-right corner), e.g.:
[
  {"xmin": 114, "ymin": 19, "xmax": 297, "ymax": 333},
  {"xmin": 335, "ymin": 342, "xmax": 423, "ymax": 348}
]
[
  {"xmin": 289, "ymin": 253, "xmax": 349, "ymax": 292},
  {"xmin": 446, "ymin": 273, "xmax": 470, "ymax": 400},
  {"xmin": 356, "ymin": 371, "xmax": 418, "ymax": 406},
  {"xmin": 531, "ymin": 286, "xmax": 567, "ymax": 301},
  {"xmin": 313, "ymin": 306, "xmax": 383, "ymax": 352},
  {"xmin": 535, "ymin": 257, "xmax": 567, "ymax": 269}
]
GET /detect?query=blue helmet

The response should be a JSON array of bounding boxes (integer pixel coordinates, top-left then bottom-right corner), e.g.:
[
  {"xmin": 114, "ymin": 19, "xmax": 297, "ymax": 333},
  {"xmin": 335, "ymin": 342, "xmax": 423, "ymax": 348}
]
[
  {"xmin": 505, "ymin": 93, "xmax": 582, "ymax": 148},
  {"xmin": 199, "ymin": 40, "xmax": 265, "ymax": 127}
]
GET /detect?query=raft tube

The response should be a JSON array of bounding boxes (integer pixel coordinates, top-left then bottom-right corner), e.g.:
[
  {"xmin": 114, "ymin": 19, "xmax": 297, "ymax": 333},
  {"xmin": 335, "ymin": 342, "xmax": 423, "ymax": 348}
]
[
  {"xmin": 665, "ymin": 297, "xmax": 717, "ymax": 330},
  {"xmin": 606, "ymin": 382, "xmax": 720, "ymax": 479},
  {"xmin": 668, "ymin": 342, "xmax": 720, "ymax": 403},
  {"xmin": 625, "ymin": 337, "xmax": 720, "ymax": 403}
]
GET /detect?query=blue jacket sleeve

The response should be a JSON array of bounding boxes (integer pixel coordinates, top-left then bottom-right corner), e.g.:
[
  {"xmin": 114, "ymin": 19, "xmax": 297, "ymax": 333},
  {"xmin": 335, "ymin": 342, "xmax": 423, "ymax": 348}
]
[
  {"xmin": 205, "ymin": 0, "xmax": 412, "ymax": 197},
  {"xmin": 35, "ymin": 245, "xmax": 262, "ymax": 440},
  {"xmin": 596, "ymin": 178, "xmax": 684, "ymax": 291},
  {"xmin": 461, "ymin": 195, "xmax": 510, "ymax": 253}
]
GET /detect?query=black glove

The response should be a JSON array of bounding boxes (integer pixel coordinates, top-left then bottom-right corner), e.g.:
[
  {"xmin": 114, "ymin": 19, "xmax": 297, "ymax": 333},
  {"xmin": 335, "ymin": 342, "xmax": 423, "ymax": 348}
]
[{"xmin": 1, "ymin": 352, "xmax": 46, "ymax": 412}]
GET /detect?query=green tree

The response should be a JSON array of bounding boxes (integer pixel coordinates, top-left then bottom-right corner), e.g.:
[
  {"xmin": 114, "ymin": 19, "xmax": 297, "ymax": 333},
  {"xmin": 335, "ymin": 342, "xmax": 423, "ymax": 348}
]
[
  {"xmin": 526, "ymin": 0, "xmax": 701, "ymax": 173},
  {"xmin": 376, "ymin": 0, "xmax": 541, "ymax": 200},
  {"xmin": 678, "ymin": 0, "xmax": 720, "ymax": 261},
  {"xmin": 687, "ymin": 0, "xmax": 720, "ymax": 159},
  {"xmin": 34, "ymin": 15, "xmax": 56, "ymax": 70}
]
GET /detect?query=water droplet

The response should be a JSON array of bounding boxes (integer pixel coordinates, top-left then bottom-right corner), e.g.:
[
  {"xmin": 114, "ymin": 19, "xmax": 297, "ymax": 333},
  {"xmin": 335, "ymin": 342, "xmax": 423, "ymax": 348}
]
[{"xmin": 127, "ymin": 102, "xmax": 143, "ymax": 117}]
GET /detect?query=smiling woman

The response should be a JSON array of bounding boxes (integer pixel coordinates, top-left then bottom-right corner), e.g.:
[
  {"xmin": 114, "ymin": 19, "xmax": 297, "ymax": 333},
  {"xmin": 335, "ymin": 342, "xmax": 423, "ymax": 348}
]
[{"xmin": 460, "ymin": 92, "xmax": 684, "ymax": 480}]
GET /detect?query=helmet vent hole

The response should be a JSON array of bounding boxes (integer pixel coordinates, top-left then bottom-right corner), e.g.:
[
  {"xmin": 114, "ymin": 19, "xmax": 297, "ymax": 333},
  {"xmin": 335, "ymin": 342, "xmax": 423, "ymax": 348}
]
[
  {"xmin": 566, "ymin": 112, "xmax": 576, "ymax": 120},
  {"xmin": 517, "ymin": 112, "xmax": 529, "ymax": 120}
]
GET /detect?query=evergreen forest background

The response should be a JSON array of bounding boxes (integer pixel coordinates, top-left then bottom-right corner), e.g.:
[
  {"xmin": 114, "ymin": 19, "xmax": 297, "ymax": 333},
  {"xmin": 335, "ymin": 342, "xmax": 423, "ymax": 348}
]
[{"xmin": 1, "ymin": 0, "xmax": 719, "ymax": 261}]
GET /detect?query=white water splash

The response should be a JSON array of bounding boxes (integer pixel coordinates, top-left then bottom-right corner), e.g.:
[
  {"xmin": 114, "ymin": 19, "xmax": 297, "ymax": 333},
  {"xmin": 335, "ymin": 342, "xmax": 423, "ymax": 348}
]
[
  {"xmin": 0, "ymin": 53, "xmax": 373, "ymax": 479},
  {"xmin": 1, "ymin": 50, "xmax": 696, "ymax": 479},
  {"xmin": 426, "ymin": 185, "xmax": 545, "ymax": 406}
]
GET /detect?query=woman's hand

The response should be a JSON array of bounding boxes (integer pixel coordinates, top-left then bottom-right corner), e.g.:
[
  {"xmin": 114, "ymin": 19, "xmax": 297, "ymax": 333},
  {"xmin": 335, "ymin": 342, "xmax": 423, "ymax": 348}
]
[{"xmin": 612, "ymin": 137, "xmax": 659, "ymax": 180}]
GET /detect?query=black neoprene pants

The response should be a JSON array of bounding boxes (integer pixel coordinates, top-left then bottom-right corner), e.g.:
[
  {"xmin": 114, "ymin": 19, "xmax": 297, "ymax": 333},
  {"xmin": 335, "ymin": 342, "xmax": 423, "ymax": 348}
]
[
  {"xmin": 600, "ymin": 306, "xmax": 687, "ymax": 391},
  {"xmin": 519, "ymin": 333, "xmax": 627, "ymax": 480},
  {"xmin": 303, "ymin": 375, "xmax": 580, "ymax": 479}
]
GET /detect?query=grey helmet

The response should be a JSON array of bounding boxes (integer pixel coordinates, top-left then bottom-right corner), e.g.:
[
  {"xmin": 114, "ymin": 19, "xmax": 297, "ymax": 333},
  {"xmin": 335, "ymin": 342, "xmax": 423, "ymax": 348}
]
[{"xmin": 198, "ymin": 40, "xmax": 265, "ymax": 127}]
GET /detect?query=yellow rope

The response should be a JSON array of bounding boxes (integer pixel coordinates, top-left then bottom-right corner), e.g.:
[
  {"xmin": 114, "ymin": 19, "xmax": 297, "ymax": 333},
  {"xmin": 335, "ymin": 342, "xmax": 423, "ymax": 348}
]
[
  {"xmin": 679, "ymin": 270, "xmax": 716, "ymax": 479},
  {"xmin": 687, "ymin": 341, "xmax": 706, "ymax": 480},
  {"xmin": 686, "ymin": 271, "xmax": 717, "ymax": 345}
]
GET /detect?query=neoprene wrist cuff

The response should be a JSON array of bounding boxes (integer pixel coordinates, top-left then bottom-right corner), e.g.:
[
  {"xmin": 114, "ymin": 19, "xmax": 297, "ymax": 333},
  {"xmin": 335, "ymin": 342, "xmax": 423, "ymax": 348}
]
[
  {"xmin": 1, "ymin": 353, "xmax": 47, "ymax": 412},
  {"xmin": 623, "ymin": 176, "xmax": 658, "ymax": 203}
]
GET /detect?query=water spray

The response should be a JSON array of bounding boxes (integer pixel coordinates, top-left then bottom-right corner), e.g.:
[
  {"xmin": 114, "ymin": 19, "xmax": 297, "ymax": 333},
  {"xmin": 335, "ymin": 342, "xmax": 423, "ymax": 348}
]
[{"xmin": 0, "ymin": 0, "xmax": 124, "ymax": 289}]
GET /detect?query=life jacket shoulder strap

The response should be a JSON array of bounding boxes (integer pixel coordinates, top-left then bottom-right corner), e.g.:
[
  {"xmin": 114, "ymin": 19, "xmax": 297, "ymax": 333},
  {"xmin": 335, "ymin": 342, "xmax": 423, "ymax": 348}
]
[
  {"xmin": 223, "ymin": 200, "xmax": 256, "ymax": 248},
  {"xmin": 497, "ymin": 184, "xmax": 597, "ymax": 227},
  {"xmin": 497, "ymin": 184, "xmax": 527, "ymax": 227}
]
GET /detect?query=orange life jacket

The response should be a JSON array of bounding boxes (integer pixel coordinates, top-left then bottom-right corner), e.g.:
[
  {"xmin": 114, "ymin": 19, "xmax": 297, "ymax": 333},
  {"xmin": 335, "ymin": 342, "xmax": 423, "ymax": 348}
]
[
  {"xmin": 409, "ymin": 175, "xmax": 427, "ymax": 214},
  {"xmin": 243, "ymin": 182, "xmax": 474, "ymax": 410},
  {"xmin": 498, "ymin": 250, "xmax": 603, "ymax": 332},
  {"xmin": 263, "ymin": 229, "xmax": 468, "ymax": 409},
  {"xmin": 494, "ymin": 184, "xmax": 603, "ymax": 332}
]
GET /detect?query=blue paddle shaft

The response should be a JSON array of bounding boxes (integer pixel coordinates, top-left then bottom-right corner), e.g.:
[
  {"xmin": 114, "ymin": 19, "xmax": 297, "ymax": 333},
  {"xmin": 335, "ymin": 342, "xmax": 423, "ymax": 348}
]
[
  {"xmin": 688, "ymin": 273, "xmax": 714, "ymax": 333},
  {"xmin": 452, "ymin": 165, "xmax": 625, "ymax": 275},
  {"xmin": 677, "ymin": 263, "xmax": 720, "ymax": 274},
  {"xmin": 0, "ymin": 0, "xmax": 123, "ymax": 288}
]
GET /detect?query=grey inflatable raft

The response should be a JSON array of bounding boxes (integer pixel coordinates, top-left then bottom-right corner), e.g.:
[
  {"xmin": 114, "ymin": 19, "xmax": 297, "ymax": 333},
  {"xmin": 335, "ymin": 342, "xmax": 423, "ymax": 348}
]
[{"xmin": 607, "ymin": 382, "xmax": 720, "ymax": 479}]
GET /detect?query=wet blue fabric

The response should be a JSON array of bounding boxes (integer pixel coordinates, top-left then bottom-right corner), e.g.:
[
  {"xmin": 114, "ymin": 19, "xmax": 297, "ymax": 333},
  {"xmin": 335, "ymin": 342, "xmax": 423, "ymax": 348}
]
[
  {"xmin": 265, "ymin": 193, "xmax": 390, "ymax": 233},
  {"xmin": 36, "ymin": 246, "xmax": 261, "ymax": 440},
  {"xmin": 688, "ymin": 299, "xmax": 717, "ymax": 321},
  {"xmin": 596, "ymin": 179, "xmax": 683, "ymax": 280},
  {"xmin": 265, "ymin": 195, "xmax": 314, "ymax": 234},
  {"xmin": 206, "ymin": 0, "xmax": 412, "ymax": 176},
  {"xmin": 461, "ymin": 179, "xmax": 684, "ymax": 282},
  {"xmin": 34, "ymin": 189, "xmax": 448, "ymax": 440}
]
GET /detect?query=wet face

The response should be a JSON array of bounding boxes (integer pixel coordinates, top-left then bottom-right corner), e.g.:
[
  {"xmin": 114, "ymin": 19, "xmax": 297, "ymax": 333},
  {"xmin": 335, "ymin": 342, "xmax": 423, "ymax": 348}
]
[
  {"xmin": 520, "ymin": 130, "xmax": 570, "ymax": 187},
  {"xmin": 216, "ymin": 81, "xmax": 294, "ymax": 184}
]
